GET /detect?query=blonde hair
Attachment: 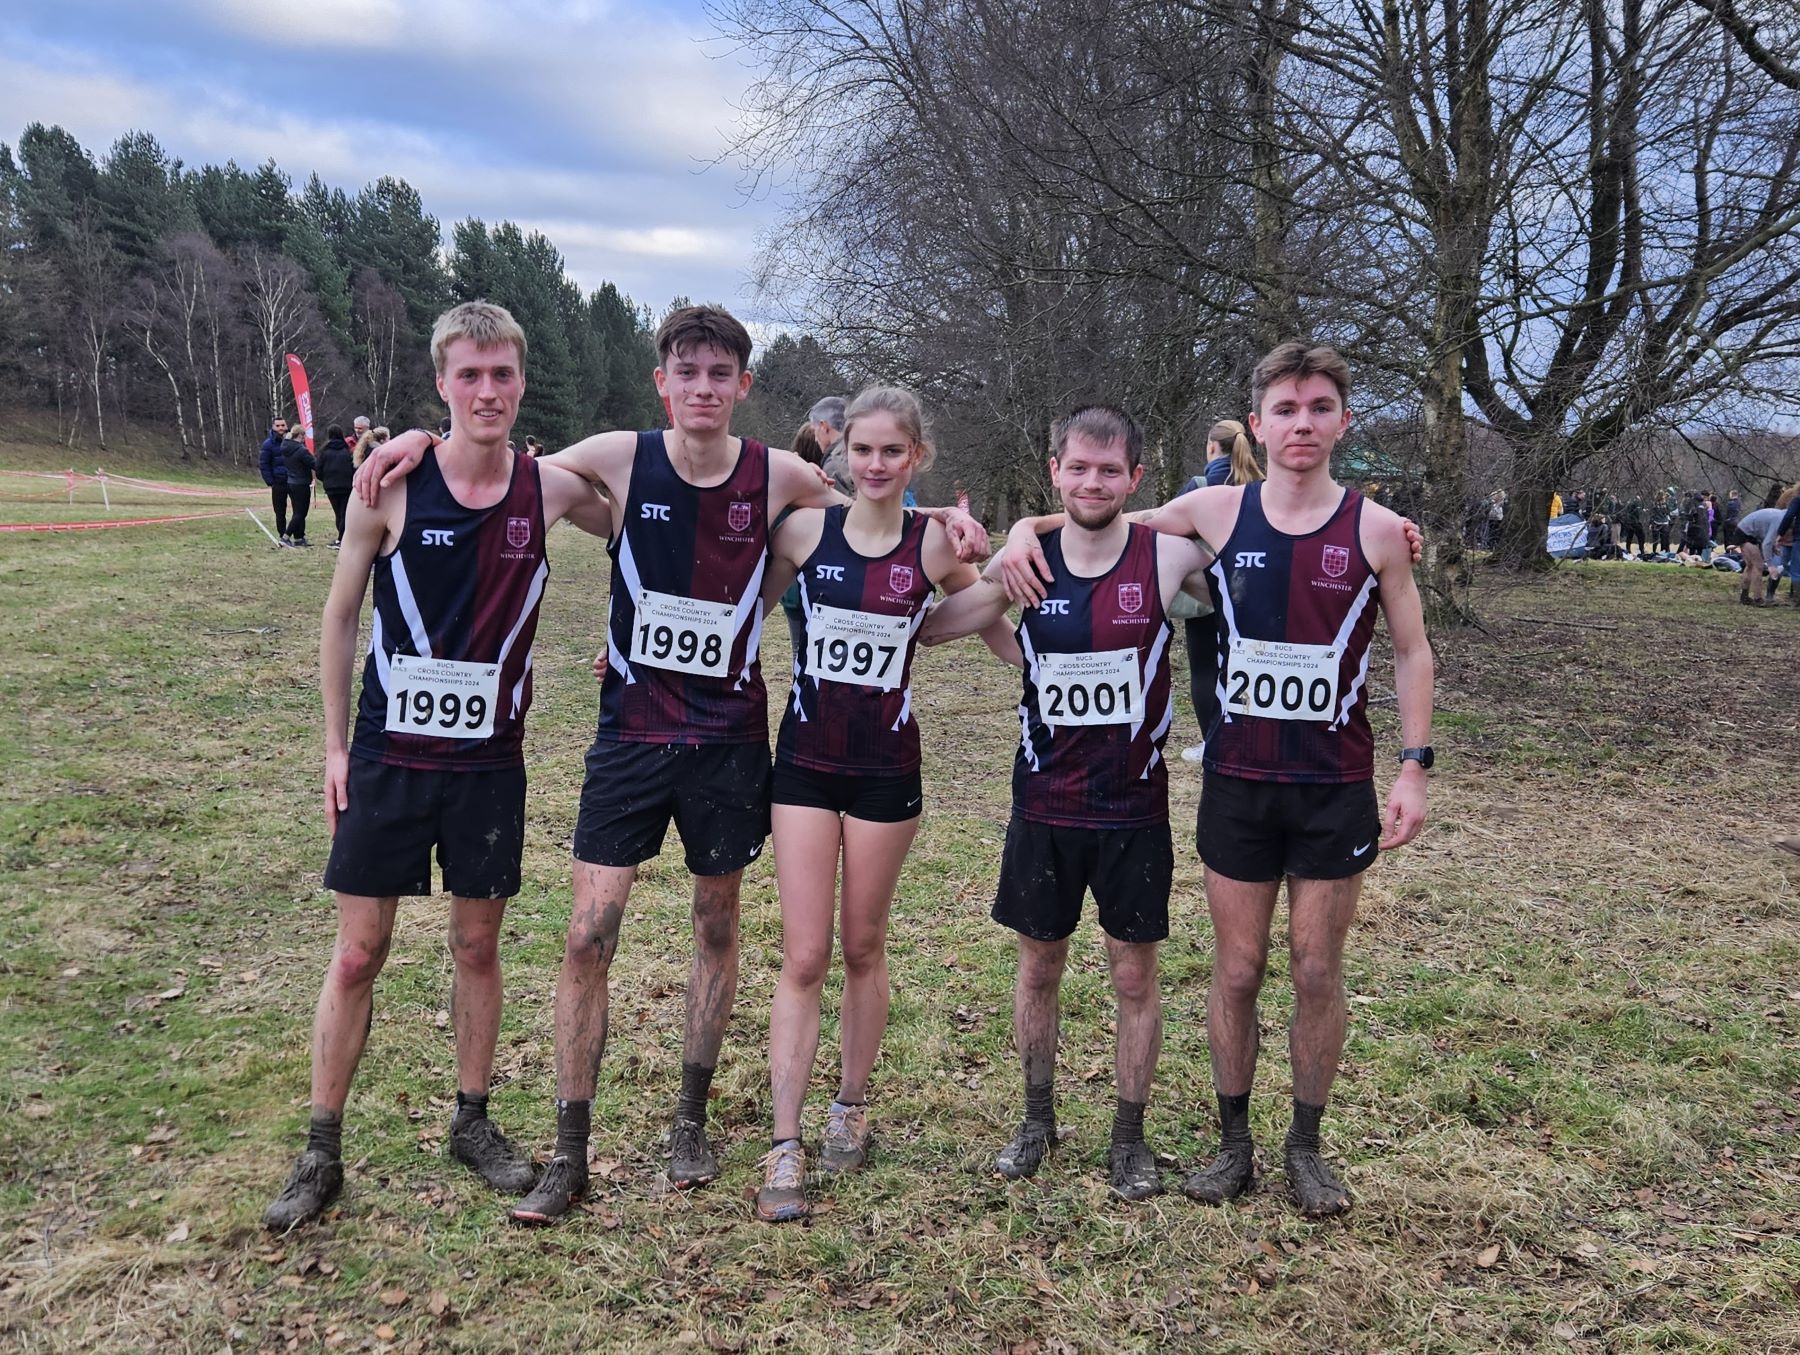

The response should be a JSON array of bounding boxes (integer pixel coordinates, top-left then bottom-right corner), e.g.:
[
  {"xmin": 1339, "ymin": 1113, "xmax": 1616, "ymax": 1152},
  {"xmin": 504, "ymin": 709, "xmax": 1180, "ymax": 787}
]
[
  {"xmin": 430, "ymin": 300, "xmax": 527, "ymax": 376},
  {"xmin": 842, "ymin": 385, "xmax": 936, "ymax": 473},
  {"xmin": 352, "ymin": 427, "xmax": 393, "ymax": 467},
  {"xmin": 1208, "ymin": 417, "xmax": 1263, "ymax": 485},
  {"xmin": 1777, "ymin": 482, "xmax": 1799, "ymax": 510}
]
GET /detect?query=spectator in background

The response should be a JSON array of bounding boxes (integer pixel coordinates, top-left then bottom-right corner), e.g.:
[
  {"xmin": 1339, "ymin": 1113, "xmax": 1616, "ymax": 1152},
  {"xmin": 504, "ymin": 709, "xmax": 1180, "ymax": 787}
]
[
  {"xmin": 438, "ymin": 417, "xmax": 452, "ymax": 437},
  {"xmin": 352, "ymin": 414, "xmax": 372, "ymax": 448},
  {"xmin": 316, "ymin": 423, "xmax": 357, "ymax": 548},
  {"xmin": 281, "ymin": 429, "xmax": 317, "ymax": 548},
  {"xmin": 525, "ymin": 436, "xmax": 543, "ymax": 457},
  {"xmin": 1704, "ymin": 492, "xmax": 1719, "ymax": 545},
  {"xmin": 810, "ymin": 396, "xmax": 851, "ymax": 493},
  {"xmin": 1620, "ymin": 495, "xmax": 1646, "ymax": 558},
  {"xmin": 1650, "ymin": 489, "xmax": 1675, "ymax": 554},
  {"xmin": 1776, "ymin": 487, "xmax": 1800, "ymax": 606},
  {"xmin": 1549, "ymin": 489, "xmax": 1563, "ymax": 518},
  {"xmin": 1722, "ymin": 490, "xmax": 1742, "ymax": 547},
  {"xmin": 1484, "ymin": 489, "xmax": 1506, "ymax": 549},
  {"xmin": 1682, "ymin": 492, "xmax": 1709, "ymax": 558},
  {"xmin": 1587, "ymin": 513, "xmax": 1619, "ymax": 560},
  {"xmin": 1177, "ymin": 417, "xmax": 1261, "ymax": 763},
  {"xmin": 259, "ymin": 417, "xmax": 294, "ymax": 545},
  {"xmin": 351, "ymin": 425, "xmax": 390, "ymax": 468}
]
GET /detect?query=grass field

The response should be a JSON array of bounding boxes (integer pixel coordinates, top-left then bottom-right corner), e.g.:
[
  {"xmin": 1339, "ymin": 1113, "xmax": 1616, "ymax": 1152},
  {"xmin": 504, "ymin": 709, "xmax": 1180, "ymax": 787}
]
[{"xmin": 2, "ymin": 455, "xmax": 1797, "ymax": 1353}]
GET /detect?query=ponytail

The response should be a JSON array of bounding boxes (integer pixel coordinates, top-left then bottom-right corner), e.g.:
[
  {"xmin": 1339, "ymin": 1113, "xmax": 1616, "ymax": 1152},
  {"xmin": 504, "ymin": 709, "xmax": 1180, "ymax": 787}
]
[{"xmin": 1208, "ymin": 418, "xmax": 1262, "ymax": 485}]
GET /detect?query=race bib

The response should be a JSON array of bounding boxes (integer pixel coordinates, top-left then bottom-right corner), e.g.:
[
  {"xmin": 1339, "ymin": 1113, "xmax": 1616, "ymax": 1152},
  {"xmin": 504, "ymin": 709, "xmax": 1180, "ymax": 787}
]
[
  {"xmin": 631, "ymin": 588, "xmax": 735, "ymax": 677},
  {"xmin": 1225, "ymin": 638, "xmax": 1339, "ymax": 722},
  {"xmin": 385, "ymin": 654, "xmax": 499, "ymax": 739},
  {"xmin": 1036, "ymin": 648, "xmax": 1142, "ymax": 727},
  {"xmin": 805, "ymin": 604, "xmax": 912, "ymax": 691}
]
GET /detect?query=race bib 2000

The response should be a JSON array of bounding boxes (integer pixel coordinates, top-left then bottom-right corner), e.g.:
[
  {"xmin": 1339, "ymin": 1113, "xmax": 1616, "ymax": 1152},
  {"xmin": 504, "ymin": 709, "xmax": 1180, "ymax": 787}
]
[
  {"xmin": 1225, "ymin": 638, "xmax": 1339, "ymax": 722},
  {"xmin": 632, "ymin": 588, "xmax": 735, "ymax": 677}
]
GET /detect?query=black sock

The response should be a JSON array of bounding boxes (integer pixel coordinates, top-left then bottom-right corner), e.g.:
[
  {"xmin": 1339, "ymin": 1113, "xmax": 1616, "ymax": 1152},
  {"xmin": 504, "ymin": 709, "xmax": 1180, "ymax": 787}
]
[
  {"xmin": 1024, "ymin": 1078, "xmax": 1055, "ymax": 1129},
  {"xmin": 1218, "ymin": 1091, "xmax": 1252, "ymax": 1147},
  {"xmin": 554, "ymin": 1099, "xmax": 591, "ymax": 1163},
  {"xmin": 306, "ymin": 1111, "xmax": 343, "ymax": 1161},
  {"xmin": 675, "ymin": 1062, "xmax": 713, "ymax": 1125},
  {"xmin": 1111, "ymin": 1098, "xmax": 1146, "ymax": 1148},
  {"xmin": 1288, "ymin": 1099, "xmax": 1326, "ymax": 1151},
  {"xmin": 452, "ymin": 1090, "xmax": 488, "ymax": 1130},
  {"xmin": 771, "ymin": 1136, "xmax": 801, "ymax": 1150}
]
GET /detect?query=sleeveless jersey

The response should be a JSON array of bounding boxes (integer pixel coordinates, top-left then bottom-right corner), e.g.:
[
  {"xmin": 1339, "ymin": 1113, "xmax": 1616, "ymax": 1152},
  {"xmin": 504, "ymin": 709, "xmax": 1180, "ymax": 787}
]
[
  {"xmin": 777, "ymin": 506, "xmax": 934, "ymax": 774},
  {"xmin": 351, "ymin": 448, "xmax": 548, "ymax": 771},
  {"xmin": 1013, "ymin": 525, "xmax": 1174, "ymax": 828},
  {"xmin": 598, "ymin": 431, "xmax": 769, "ymax": 745},
  {"xmin": 1203, "ymin": 482, "xmax": 1380, "ymax": 783}
]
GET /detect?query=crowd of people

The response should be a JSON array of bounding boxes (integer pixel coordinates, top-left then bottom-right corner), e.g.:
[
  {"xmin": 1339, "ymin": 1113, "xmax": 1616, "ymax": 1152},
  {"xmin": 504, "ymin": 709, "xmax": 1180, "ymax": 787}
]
[
  {"xmin": 256, "ymin": 417, "xmax": 392, "ymax": 548},
  {"xmin": 261, "ymin": 298, "xmax": 1434, "ymax": 1236}
]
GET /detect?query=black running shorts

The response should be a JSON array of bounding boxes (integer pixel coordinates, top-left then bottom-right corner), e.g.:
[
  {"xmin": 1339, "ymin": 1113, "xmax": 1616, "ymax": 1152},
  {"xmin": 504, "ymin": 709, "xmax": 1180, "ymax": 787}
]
[
  {"xmin": 573, "ymin": 740, "xmax": 771, "ymax": 876},
  {"xmin": 770, "ymin": 760, "xmax": 923, "ymax": 823},
  {"xmin": 1196, "ymin": 770, "xmax": 1380, "ymax": 882},
  {"xmin": 323, "ymin": 758, "xmax": 526, "ymax": 899},
  {"xmin": 992, "ymin": 813, "xmax": 1172, "ymax": 944}
]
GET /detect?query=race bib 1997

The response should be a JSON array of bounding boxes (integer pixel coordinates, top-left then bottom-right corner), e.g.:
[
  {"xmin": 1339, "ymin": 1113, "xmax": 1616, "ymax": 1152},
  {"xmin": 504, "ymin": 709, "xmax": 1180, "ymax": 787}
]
[
  {"xmin": 1225, "ymin": 638, "xmax": 1339, "ymax": 722},
  {"xmin": 385, "ymin": 653, "xmax": 499, "ymax": 739},
  {"xmin": 632, "ymin": 588, "xmax": 735, "ymax": 677},
  {"xmin": 805, "ymin": 604, "xmax": 912, "ymax": 691},
  {"xmin": 1036, "ymin": 648, "xmax": 1142, "ymax": 727}
]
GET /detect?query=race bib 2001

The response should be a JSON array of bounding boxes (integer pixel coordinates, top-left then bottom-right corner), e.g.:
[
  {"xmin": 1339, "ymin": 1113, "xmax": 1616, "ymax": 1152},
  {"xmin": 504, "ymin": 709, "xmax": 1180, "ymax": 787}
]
[
  {"xmin": 805, "ymin": 604, "xmax": 912, "ymax": 691},
  {"xmin": 632, "ymin": 588, "xmax": 735, "ymax": 678},
  {"xmin": 385, "ymin": 653, "xmax": 499, "ymax": 739},
  {"xmin": 1225, "ymin": 638, "xmax": 1339, "ymax": 722},
  {"xmin": 1036, "ymin": 648, "xmax": 1142, "ymax": 727}
]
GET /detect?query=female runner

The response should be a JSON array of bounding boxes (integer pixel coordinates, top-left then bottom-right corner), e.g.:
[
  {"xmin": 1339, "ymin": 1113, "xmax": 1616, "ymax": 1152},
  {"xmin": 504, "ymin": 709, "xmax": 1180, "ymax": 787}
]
[{"xmin": 754, "ymin": 385, "xmax": 1016, "ymax": 1221}]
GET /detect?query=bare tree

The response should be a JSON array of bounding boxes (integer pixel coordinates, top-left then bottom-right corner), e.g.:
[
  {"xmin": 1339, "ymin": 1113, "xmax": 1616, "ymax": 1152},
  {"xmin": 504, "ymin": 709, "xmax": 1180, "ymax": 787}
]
[{"xmin": 239, "ymin": 245, "xmax": 315, "ymax": 428}]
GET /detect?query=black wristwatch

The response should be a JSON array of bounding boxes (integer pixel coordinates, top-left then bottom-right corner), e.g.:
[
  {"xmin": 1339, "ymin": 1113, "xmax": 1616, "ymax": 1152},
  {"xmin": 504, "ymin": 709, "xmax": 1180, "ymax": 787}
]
[{"xmin": 1399, "ymin": 746, "xmax": 1435, "ymax": 770}]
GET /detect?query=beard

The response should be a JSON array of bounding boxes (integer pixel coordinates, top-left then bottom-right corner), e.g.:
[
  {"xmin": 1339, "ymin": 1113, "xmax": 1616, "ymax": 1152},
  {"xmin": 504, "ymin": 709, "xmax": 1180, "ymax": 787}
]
[{"xmin": 1065, "ymin": 497, "xmax": 1124, "ymax": 531}]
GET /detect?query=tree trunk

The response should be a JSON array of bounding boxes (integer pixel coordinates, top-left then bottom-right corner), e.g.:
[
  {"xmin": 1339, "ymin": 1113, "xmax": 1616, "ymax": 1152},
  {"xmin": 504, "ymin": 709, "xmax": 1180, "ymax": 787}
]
[{"xmin": 1418, "ymin": 351, "xmax": 1473, "ymax": 622}]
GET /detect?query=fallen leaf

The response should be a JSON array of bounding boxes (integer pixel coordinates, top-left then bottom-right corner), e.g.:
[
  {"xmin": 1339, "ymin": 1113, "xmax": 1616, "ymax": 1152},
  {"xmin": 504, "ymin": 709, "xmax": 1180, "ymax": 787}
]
[
  {"xmin": 1243, "ymin": 1277, "xmax": 1261, "ymax": 1296},
  {"xmin": 164, "ymin": 1220, "xmax": 189, "ymax": 1243},
  {"xmin": 144, "ymin": 1124, "xmax": 177, "ymax": 1145},
  {"xmin": 427, "ymin": 1291, "xmax": 450, "ymax": 1317},
  {"xmin": 379, "ymin": 1288, "xmax": 410, "ymax": 1308},
  {"xmin": 375, "ymin": 1324, "xmax": 396, "ymax": 1341},
  {"xmin": 433, "ymin": 1010, "xmax": 450, "ymax": 1029},
  {"xmin": 1626, "ymin": 1258, "xmax": 1656, "ymax": 1274},
  {"xmin": 156, "ymin": 984, "xmax": 186, "ymax": 1001},
  {"xmin": 1476, "ymin": 1245, "xmax": 1501, "ymax": 1268}
]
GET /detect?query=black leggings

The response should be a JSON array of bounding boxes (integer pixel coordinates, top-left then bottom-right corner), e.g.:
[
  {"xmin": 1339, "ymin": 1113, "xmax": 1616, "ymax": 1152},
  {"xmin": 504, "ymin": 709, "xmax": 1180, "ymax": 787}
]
[
  {"xmin": 270, "ymin": 483, "xmax": 291, "ymax": 536},
  {"xmin": 287, "ymin": 485, "xmax": 311, "ymax": 541},
  {"xmin": 1622, "ymin": 524, "xmax": 1646, "ymax": 554},
  {"xmin": 326, "ymin": 487, "xmax": 351, "ymax": 540},
  {"xmin": 1184, "ymin": 614, "xmax": 1221, "ymax": 739},
  {"xmin": 1651, "ymin": 523, "xmax": 1671, "ymax": 552}
]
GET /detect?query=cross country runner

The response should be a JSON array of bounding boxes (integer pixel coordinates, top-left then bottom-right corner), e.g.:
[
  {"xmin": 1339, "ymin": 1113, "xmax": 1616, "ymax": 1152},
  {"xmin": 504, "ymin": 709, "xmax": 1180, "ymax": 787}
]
[
  {"xmin": 1004, "ymin": 341, "xmax": 1433, "ymax": 1216},
  {"xmin": 750, "ymin": 386, "xmax": 1019, "ymax": 1222},
  {"xmin": 265, "ymin": 302, "xmax": 614, "ymax": 1230},
  {"xmin": 919, "ymin": 405, "xmax": 1214, "ymax": 1200},
  {"xmin": 359, "ymin": 307, "xmax": 987, "ymax": 1223}
]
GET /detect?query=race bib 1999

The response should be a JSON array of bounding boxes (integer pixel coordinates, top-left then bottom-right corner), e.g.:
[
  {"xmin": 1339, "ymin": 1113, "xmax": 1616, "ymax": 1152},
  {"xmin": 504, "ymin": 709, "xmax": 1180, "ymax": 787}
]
[
  {"xmin": 805, "ymin": 604, "xmax": 912, "ymax": 690},
  {"xmin": 1036, "ymin": 648, "xmax": 1142, "ymax": 727},
  {"xmin": 385, "ymin": 653, "xmax": 499, "ymax": 739},
  {"xmin": 1225, "ymin": 638, "xmax": 1339, "ymax": 722},
  {"xmin": 632, "ymin": 588, "xmax": 735, "ymax": 677}
]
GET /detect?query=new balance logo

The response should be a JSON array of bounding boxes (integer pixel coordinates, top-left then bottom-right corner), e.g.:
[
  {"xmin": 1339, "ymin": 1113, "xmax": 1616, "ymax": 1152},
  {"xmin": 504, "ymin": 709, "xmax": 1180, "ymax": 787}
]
[
  {"xmin": 1038, "ymin": 598, "xmax": 1070, "ymax": 615},
  {"xmin": 421, "ymin": 529, "xmax": 455, "ymax": 546},
  {"xmin": 1234, "ymin": 551, "xmax": 1267, "ymax": 569},
  {"xmin": 815, "ymin": 564, "xmax": 845, "ymax": 581},
  {"xmin": 640, "ymin": 503, "xmax": 672, "ymax": 521}
]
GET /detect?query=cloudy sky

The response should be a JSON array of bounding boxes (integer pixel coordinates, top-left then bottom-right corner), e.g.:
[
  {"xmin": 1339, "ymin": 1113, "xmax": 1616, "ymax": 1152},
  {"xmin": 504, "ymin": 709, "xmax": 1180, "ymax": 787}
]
[{"xmin": 2, "ymin": 0, "xmax": 792, "ymax": 319}]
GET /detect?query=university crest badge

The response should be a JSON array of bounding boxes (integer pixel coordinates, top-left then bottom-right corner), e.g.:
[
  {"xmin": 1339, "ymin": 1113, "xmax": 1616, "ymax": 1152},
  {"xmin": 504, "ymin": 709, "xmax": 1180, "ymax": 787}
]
[
  {"xmin": 889, "ymin": 564, "xmax": 915, "ymax": 593},
  {"xmin": 728, "ymin": 500, "xmax": 753, "ymax": 533},
  {"xmin": 506, "ymin": 517, "xmax": 531, "ymax": 550},
  {"xmin": 1321, "ymin": 544, "xmax": 1350, "ymax": 578},
  {"xmin": 1118, "ymin": 582, "xmax": 1143, "ymax": 614}
]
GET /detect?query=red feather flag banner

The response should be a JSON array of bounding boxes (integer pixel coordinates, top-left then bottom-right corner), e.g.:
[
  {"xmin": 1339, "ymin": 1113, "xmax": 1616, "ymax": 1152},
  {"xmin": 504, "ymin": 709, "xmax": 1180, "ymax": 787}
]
[{"xmin": 285, "ymin": 353, "xmax": 315, "ymax": 452}]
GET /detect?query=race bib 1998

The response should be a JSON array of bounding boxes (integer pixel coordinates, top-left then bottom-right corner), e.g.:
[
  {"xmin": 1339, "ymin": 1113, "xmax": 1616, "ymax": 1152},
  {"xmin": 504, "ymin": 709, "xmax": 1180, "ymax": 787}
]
[
  {"xmin": 1036, "ymin": 648, "xmax": 1142, "ymax": 727},
  {"xmin": 385, "ymin": 653, "xmax": 499, "ymax": 739},
  {"xmin": 1225, "ymin": 638, "xmax": 1339, "ymax": 721},
  {"xmin": 632, "ymin": 588, "xmax": 735, "ymax": 677},
  {"xmin": 805, "ymin": 604, "xmax": 912, "ymax": 690}
]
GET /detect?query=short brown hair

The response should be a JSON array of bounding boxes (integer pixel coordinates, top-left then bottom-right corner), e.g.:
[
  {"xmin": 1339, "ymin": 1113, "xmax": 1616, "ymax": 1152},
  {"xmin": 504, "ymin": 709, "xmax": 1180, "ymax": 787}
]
[
  {"xmin": 1050, "ymin": 404, "xmax": 1143, "ymax": 471},
  {"xmin": 431, "ymin": 300, "xmax": 527, "ymax": 376},
  {"xmin": 656, "ymin": 304, "xmax": 753, "ymax": 373},
  {"xmin": 1250, "ymin": 341, "xmax": 1352, "ymax": 415}
]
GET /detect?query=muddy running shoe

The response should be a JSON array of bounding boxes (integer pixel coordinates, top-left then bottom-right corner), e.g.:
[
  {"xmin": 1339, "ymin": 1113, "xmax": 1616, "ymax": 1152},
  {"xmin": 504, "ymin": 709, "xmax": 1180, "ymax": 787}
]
[
  {"xmin": 1107, "ymin": 1140, "xmax": 1163, "ymax": 1201},
  {"xmin": 450, "ymin": 1116, "xmax": 537, "ymax": 1194},
  {"xmin": 820, "ymin": 1102, "xmax": 872, "ymax": 1173},
  {"xmin": 994, "ymin": 1120, "xmax": 1054, "ymax": 1180},
  {"xmin": 1284, "ymin": 1137, "xmax": 1350, "ymax": 1217},
  {"xmin": 509, "ymin": 1154, "xmax": 587, "ymax": 1225},
  {"xmin": 754, "ymin": 1140, "xmax": 809, "ymax": 1223},
  {"xmin": 668, "ymin": 1117, "xmax": 719, "ymax": 1189},
  {"xmin": 1181, "ymin": 1140, "xmax": 1256, "ymax": 1204},
  {"xmin": 264, "ymin": 1149, "xmax": 343, "ymax": 1231}
]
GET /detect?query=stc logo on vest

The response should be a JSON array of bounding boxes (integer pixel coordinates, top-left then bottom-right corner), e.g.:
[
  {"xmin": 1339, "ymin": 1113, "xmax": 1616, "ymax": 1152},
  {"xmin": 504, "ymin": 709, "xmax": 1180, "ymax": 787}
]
[
  {"xmin": 1233, "ymin": 551, "xmax": 1267, "ymax": 569},
  {"xmin": 1039, "ymin": 599, "xmax": 1070, "ymax": 615},
  {"xmin": 421, "ymin": 529, "xmax": 455, "ymax": 546},
  {"xmin": 815, "ymin": 564, "xmax": 845, "ymax": 581},
  {"xmin": 641, "ymin": 503, "xmax": 672, "ymax": 521}
]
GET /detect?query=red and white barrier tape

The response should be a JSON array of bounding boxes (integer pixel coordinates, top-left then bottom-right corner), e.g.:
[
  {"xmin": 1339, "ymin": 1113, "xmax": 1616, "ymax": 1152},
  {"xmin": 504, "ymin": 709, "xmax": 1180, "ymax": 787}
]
[{"xmin": 0, "ymin": 510, "xmax": 245, "ymax": 533}]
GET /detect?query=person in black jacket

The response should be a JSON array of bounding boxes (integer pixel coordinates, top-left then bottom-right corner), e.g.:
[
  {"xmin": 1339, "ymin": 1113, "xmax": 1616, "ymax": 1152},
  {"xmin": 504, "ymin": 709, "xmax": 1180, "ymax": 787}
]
[
  {"xmin": 259, "ymin": 418, "xmax": 293, "ymax": 543},
  {"xmin": 315, "ymin": 425, "xmax": 357, "ymax": 546},
  {"xmin": 282, "ymin": 433, "xmax": 317, "ymax": 547}
]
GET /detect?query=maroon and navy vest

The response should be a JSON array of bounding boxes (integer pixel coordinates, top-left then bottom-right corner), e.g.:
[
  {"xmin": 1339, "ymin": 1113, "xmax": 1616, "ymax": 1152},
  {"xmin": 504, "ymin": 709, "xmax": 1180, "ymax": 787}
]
[
  {"xmin": 1013, "ymin": 524, "xmax": 1173, "ymax": 828},
  {"xmin": 777, "ymin": 506, "xmax": 934, "ymax": 774},
  {"xmin": 352, "ymin": 448, "xmax": 548, "ymax": 771},
  {"xmin": 598, "ymin": 431, "xmax": 770, "ymax": 745},
  {"xmin": 1203, "ymin": 481, "xmax": 1380, "ymax": 784}
]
